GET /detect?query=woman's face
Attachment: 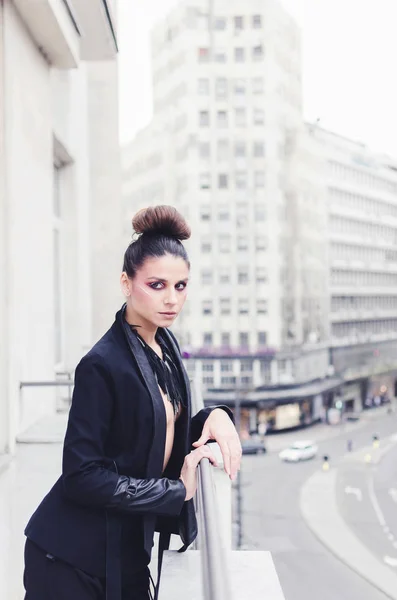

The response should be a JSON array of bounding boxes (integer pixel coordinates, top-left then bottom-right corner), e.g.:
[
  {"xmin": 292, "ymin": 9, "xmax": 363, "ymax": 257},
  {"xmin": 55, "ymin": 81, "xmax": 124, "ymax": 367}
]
[{"xmin": 122, "ymin": 254, "xmax": 189, "ymax": 328}]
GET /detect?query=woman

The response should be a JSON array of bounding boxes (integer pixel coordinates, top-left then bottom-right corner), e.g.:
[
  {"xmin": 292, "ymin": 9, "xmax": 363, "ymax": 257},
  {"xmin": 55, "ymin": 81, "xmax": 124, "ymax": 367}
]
[{"xmin": 23, "ymin": 205, "xmax": 241, "ymax": 600}]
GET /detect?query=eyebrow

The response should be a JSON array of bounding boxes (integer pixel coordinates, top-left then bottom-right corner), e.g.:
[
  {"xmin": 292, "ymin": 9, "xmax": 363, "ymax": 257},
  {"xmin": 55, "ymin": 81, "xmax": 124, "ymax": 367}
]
[{"xmin": 146, "ymin": 277, "xmax": 189, "ymax": 283}]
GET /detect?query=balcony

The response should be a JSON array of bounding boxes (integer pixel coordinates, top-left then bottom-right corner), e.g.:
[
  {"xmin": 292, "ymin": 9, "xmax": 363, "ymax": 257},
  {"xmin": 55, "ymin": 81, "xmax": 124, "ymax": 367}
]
[{"xmin": 71, "ymin": 0, "xmax": 118, "ymax": 60}]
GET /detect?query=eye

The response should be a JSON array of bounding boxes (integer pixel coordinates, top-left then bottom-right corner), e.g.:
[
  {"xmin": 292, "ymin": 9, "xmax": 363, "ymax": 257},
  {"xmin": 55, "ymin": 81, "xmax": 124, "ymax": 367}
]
[
  {"xmin": 176, "ymin": 282, "xmax": 188, "ymax": 291},
  {"xmin": 149, "ymin": 282, "xmax": 164, "ymax": 290}
]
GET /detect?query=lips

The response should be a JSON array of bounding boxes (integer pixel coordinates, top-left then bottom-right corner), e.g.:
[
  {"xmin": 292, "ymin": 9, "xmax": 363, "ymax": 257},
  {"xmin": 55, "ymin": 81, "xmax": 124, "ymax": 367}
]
[{"xmin": 160, "ymin": 312, "xmax": 177, "ymax": 316}]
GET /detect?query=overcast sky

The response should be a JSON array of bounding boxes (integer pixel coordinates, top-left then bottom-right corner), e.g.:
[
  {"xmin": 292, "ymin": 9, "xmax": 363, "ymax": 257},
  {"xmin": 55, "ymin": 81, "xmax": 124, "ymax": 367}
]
[{"xmin": 117, "ymin": 0, "xmax": 397, "ymax": 156}]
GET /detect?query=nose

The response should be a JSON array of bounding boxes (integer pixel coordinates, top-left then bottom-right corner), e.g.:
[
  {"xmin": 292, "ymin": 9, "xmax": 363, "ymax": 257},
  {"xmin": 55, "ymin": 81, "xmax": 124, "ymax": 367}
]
[{"xmin": 164, "ymin": 288, "xmax": 178, "ymax": 306}]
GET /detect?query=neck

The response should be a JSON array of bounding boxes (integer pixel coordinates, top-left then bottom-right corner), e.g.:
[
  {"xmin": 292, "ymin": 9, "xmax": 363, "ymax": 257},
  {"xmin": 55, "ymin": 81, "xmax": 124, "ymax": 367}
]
[{"xmin": 124, "ymin": 304, "xmax": 158, "ymax": 346}]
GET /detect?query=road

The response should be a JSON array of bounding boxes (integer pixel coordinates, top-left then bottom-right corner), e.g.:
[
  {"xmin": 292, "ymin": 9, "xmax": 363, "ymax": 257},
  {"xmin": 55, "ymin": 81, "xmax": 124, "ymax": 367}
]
[{"xmin": 239, "ymin": 412, "xmax": 397, "ymax": 600}]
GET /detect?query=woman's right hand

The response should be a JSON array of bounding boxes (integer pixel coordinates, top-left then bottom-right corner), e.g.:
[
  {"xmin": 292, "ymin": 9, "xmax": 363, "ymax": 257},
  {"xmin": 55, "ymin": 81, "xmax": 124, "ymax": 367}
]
[{"xmin": 180, "ymin": 445, "xmax": 218, "ymax": 501}]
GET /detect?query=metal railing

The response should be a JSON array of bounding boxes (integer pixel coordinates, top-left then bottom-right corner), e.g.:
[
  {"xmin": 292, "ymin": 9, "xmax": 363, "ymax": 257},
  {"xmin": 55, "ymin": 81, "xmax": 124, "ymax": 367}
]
[{"xmin": 191, "ymin": 379, "xmax": 232, "ymax": 600}]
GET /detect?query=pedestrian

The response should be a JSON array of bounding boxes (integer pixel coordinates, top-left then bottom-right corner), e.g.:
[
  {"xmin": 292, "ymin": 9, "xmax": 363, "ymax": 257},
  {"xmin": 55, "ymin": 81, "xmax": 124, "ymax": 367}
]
[
  {"xmin": 347, "ymin": 439, "xmax": 353, "ymax": 452},
  {"xmin": 23, "ymin": 206, "xmax": 241, "ymax": 600}
]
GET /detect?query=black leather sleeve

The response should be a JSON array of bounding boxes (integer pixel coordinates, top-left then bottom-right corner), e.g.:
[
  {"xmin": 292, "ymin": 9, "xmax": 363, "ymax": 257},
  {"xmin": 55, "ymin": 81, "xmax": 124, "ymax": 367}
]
[
  {"xmin": 106, "ymin": 476, "xmax": 186, "ymax": 517},
  {"xmin": 191, "ymin": 405, "xmax": 235, "ymax": 445}
]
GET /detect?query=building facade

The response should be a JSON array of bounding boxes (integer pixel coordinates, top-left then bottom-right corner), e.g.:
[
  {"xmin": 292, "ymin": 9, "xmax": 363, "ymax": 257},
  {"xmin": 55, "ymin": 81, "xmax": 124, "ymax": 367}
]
[{"xmin": 0, "ymin": 0, "xmax": 121, "ymax": 454}]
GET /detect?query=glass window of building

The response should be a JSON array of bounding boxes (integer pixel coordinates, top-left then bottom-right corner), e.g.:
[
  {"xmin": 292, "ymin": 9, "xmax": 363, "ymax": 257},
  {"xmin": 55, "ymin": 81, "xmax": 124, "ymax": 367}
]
[
  {"xmin": 221, "ymin": 376, "xmax": 237, "ymax": 385},
  {"xmin": 219, "ymin": 269, "xmax": 230, "ymax": 284},
  {"xmin": 234, "ymin": 16, "xmax": 244, "ymax": 29},
  {"xmin": 256, "ymin": 236, "xmax": 267, "ymax": 251},
  {"xmin": 258, "ymin": 331, "xmax": 267, "ymax": 345},
  {"xmin": 199, "ymin": 110, "xmax": 209, "ymax": 126},
  {"xmin": 217, "ymin": 139, "xmax": 229, "ymax": 160},
  {"xmin": 214, "ymin": 16, "xmax": 226, "ymax": 30},
  {"xmin": 215, "ymin": 48, "xmax": 227, "ymax": 63},
  {"xmin": 220, "ymin": 297, "xmax": 231, "ymax": 314},
  {"xmin": 255, "ymin": 171, "xmax": 265, "ymax": 188},
  {"xmin": 253, "ymin": 45, "xmax": 264, "ymax": 60},
  {"xmin": 252, "ymin": 15, "xmax": 262, "ymax": 28},
  {"xmin": 216, "ymin": 77, "xmax": 228, "ymax": 98},
  {"xmin": 238, "ymin": 269, "xmax": 249, "ymax": 284},
  {"xmin": 254, "ymin": 109, "xmax": 264, "ymax": 124},
  {"xmin": 239, "ymin": 298, "xmax": 249, "ymax": 314},
  {"xmin": 199, "ymin": 172, "xmax": 211, "ymax": 189},
  {"xmin": 239, "ymin": 332, "xmax": 249, "ymax": 347},
  {"xmin": 252, "ymin": 77, "xmax": 264, "ymax": 94},
  {"xmin": 203, "ymin": 332, "xmax": 213, "ymax": 346},
  {"xmin": 237, "ymin": 212, "xmax": 248, "ymax": 228},
  {"xmin": 200, "ymin": 206, "xmax": 211, "ymax": 221},
  {"xmin": 203, "ymin": 376, "xmax": 214, "ymax": 385},
  {"xmin": 234, "ymin": 47, "xmax": 245, "ymax": 62},
  {"xmin": 202, "ymin": 300, "xmax": 213, "ymax": 315},
  {"xmin": 238, "ymin": 236, "xmax": 249, "ymax": 251},
  {"xmin": 221, "ymin": 360, "xmax": 233, "ymax": 372},
  {"xmin": 217, "ymin": 110, "xmax": 228, "ymax": 127},
  {"xmin": 235, "ymin": 141, "xmax": 246, "ymax": 157},
  {"xmin": 219, "ymin": 210, "xmax": 230, "ymax": 221},
  {"xmin": 256, "ymin": 267, "xmax": 268, "ymax": 283},
  {"xmin": 236, "ymin": 171, "xmax": 247, "ymax": 189},
  {"xmin": 202, "ymin": 360, "xmax": 214, "ymax": 372},
  {"xmin": 198, "ymin": 78, "xmax": 209, "ymax": 95},
  {"xmin": 198, "ymin": 47, "xmax": 210, "ymax": 62},
  {"xmin": 257, "ymin": 299, "xmax": 268, "ymax": 314},
  {"xmin": 201, "ymin": 270, "xmax": 213, "ymax": 284},
  {"xmin": 235, "ymin": 107, "xmax": 247, "ymax": 126},
  {"xmin": 241, "ymin": 376, "xmax": 252, "ymax": 386},
  {"xmin": 201, "ymin": 239, "xmax": 212, "ymax": 253},
  {"xmin": 241, "ymin": 359, "xmax": 253, "ymax": 372},
  {"xmin": 218, "ymin": 173, "xmax": 228, "ymax": 189},
  {"xmin": 234, "ymin": 79, "xmax": 246, "ymax": 95},
  {"xmin": 221, "ymin": 332, "xmax": 231, "ymax": 346},
  {"xmin": 253, "ymin": 141, "xmax": 265, "ymax": 157},
  {"xmin": 199, "ymin": 142, "xmax": 210, "ymax": 158}
]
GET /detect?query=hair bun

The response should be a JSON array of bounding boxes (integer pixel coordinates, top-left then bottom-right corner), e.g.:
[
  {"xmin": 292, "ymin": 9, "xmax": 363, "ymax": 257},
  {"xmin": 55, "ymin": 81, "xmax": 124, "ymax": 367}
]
[{"xmin": 132, "ymin": 205, "xmax": 191, "ymax": 241}]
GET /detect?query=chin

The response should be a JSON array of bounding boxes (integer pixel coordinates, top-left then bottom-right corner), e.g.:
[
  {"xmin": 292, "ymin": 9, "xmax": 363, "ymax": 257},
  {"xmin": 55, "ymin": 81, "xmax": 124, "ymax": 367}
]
[{"xmin": 157, "ymin": 314, "xmax": 178, "ymax": 325}]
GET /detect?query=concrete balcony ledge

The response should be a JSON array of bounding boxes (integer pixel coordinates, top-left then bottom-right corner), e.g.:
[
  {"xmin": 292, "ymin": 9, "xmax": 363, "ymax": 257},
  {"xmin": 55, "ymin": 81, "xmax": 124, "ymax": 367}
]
[
  {"xmin": 160, "ymin": 549, "xmax": 286, "ymax": 600},
  {"xmin": 13, "ymin": 0, "xmax": 80, "ymax": 68},
  {"xmin": 72, "ymin": 0, "xmax": 118, "ymax": 60}
]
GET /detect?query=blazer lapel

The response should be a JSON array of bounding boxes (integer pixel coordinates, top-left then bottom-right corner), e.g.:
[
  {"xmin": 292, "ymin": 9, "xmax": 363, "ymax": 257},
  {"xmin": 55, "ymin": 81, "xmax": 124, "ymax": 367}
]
[{"xmin": 121, "ymin": 316, "xmax": 166, "ymax": 478}]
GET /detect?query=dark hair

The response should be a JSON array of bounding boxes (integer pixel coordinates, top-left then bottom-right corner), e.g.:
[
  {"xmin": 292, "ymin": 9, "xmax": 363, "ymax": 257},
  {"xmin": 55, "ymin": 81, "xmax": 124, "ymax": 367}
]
[{"xmin": 123, "ymin": 205, "xmax": 191, "ymax": 278}]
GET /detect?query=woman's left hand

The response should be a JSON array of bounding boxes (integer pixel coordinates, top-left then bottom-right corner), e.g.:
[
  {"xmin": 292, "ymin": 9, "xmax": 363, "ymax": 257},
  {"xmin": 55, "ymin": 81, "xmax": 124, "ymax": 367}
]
[{"xmin": 192, "ymin": 409, "xmax": 242, "ymax": 480}]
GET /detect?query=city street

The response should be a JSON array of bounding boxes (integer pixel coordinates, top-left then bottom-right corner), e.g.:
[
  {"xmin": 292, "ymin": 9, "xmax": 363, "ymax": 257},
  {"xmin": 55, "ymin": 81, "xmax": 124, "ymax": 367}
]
[{"xmin": 240, "ymin": 411, "xmax": 397, "ymax": 600}]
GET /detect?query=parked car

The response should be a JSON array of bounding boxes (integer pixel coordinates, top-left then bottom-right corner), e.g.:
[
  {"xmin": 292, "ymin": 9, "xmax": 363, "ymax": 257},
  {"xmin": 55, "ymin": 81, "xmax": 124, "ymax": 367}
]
[
  {"xmin": 241, "ymin": 436, "xmax": 267, "ymax": 455},
  {"xmin": 278, "ymin": 440, "xmax": 318, "ymax": 462}
]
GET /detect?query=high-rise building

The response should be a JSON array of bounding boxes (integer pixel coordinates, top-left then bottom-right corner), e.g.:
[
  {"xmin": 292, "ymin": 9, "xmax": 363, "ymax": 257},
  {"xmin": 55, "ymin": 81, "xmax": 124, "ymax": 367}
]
[
  {"xmin": 123, "ymin": 0, "xmax": 336, "ymax": 432},
  {"xmin": 307, "ymin": 124, "xmax": 397, "ymax": 410}
]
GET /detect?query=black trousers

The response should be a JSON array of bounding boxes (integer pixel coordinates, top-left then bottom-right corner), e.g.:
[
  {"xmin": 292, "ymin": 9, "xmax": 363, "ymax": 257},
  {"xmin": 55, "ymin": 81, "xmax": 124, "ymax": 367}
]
[{"xmin": 23, "ymin": 539, "xmax": 151, "ymax": 600}]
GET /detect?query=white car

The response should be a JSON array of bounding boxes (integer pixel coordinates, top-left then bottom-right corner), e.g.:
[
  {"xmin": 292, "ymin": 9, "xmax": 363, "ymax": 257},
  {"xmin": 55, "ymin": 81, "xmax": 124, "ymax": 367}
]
[{"xmin": 278, "ymin": 440, "xmax": 318, "ymax": 463}]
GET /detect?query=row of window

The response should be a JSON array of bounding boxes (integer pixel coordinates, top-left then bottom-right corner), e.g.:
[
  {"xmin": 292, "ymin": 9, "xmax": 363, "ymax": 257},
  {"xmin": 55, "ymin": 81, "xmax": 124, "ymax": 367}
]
[
  {"xmin": 198, "ymin": 77, "xmax": 264, "ymax": 97},
  {"xmin": 199, "ymin": 108, "xmax": 265, "ymax": 128},
  {"xmin": 199, "ymin": 171, "xmax": 265, "ymax": 189},
  {"xmin": 199, "ymin": 140, "xmax": 265, "ymax": 159},
  {"xmin": 202, "ymin": 331, "xmax": 267, "ymax": 347},
  {"xmin": 331, "ymin": 243, "xmax": 397, "ymax": 264},
  {"xmin": 198, "ymin": 45, "xmax": 264, "ymax": 64},
  {"xmin": 212, "ymin": 14, "xmax": 263, "ymax": 30},
  {"xmin": 200, "ymin": 267, "xmax": 268, "ymax": 285},
  {"xmin": 332, "ymin": 319, "xmax": 397, "ymax": 339},
  {"xmin": 331, "ymin": 269, "xmax": 397, "ymax": 287},
  {"xmin": 331, "ymin": 295, "xmax": 397, "ymax": 312},
  {"xmin": 330, "ymin": 161, "xmax": 397, "ymax": 195},
  {"xmin": 329, "ymin": 187, "xmax": 397, "ymax": 220},
  {"xmin": 330, "ymin": 216, "xmax": 397, "ymax": 244},
  {"xmin": 201, "ymin": 234, "xmax": 267, "ymax": 254},
  {"xmin": 200, "ymin": 209, "xmax": 266, "ymax": 227},
  {"xmin": 202, "ymin": 298, "xmax": 268, "ymax": 316}
]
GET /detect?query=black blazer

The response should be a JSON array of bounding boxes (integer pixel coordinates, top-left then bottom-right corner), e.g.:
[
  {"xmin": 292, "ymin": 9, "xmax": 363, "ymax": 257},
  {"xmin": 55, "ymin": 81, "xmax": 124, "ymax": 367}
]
[{"xmin": 25, "ymin": 307, "xmax": 231, "ymax": 589}]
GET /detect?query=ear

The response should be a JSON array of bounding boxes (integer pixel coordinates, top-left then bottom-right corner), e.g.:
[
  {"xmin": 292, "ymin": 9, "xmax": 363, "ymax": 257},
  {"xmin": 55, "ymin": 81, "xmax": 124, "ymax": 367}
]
[{"xmin": 120, "ymin": 272, "xmax": 131, "ymax": 297}]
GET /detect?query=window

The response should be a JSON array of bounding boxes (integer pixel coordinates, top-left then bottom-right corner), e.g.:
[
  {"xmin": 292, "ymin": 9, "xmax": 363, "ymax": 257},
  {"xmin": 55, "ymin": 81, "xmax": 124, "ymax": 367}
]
[
  {"xmin": 257, "ymin": 299, "xmax": 268, "ymax": 314},
  {"xmin": 236, "ymin": 171, "xmax": 247, "ymax": 189},
  {"xmin": 241, "ymin": 359, "xmax": 253, "ymax": 372},
  {"xmin": 219, "ymin": 235, "xmax": 230, "ymax": 253},
  {"xmin": 217, "ymin": 111, "xmax": 228, "ymax": 128},
  {"xmin": 216, "ymin": 78, "xmax": 228, "ymax": 98},
  {"xmin": 239, "ymin": 332, "xmax": 249, "ymax": 347},
  {"xmin": 203, "ymin": 376, "xmax": 214, "ymax": 385},
  {"xmin": 198, "ymin": 78, "xmax": 209, "ymax": 95},
  {"xmin": 201, "ymin": 240, "xmax": 212, "ymax": 253},
  {"xmin": 218, "ymin": 174, "xmax": 228, "ymax": 189},
  {"xmin": 201, "ymin": 206, "xmax": 211, "ymax": 221},
  {"xmin": 256, "ymin": 236, "xmax": 267, "ymax": 251},
  {"xmin": 199, "ymin": 173, "xmax": 211, "ymax": 189},
  {"xmin": 214, "ymin": 17, "xmax": 226, "ymax": 30},
  {"xmin": 239, "ymin": 298, "xmax": 249, "ymax": 314},
  {"xmin": 235, "ymin": 47, "xmax": 245, "ymax": 62},
  {"xmin": 252, "ymin": 77, "xmax": 264, "ymax": 94},
  {"xmin": 217, "ymin": 139, "xmax": 229, "ymax": 160},
  {"xmin": 256, "ymin": 267, "xmax": 268, "ymax": 283},
  {"xmin": 235, "ymin": 141, "xmax": 246, "ymax": 157},
  {"xmin": 202, "ymin": 300, "xmax": 213, "ymax": 315},
  {"xmin": 238, "ymin": 269, "xmax": 249, "ymax": 284},
  {"xmin": 234, "ymin": 79, "xmax": 246, "ymax": 95},
  {"xmin": 219, "ymin": 210, "xmax": 229, "ymax": 221},
  {"xmin": 234, "ymin": 16, "xmax": 244, "ymax": 29},
  {"xmin": 241, "ymin": 376, "xmax": 252, "ymax": 385},
  {"xmin": 203, "ymin": 333, "xmax": 213, "ymax": 346},
  {"xmin": 253, "ymin": 141, "xmax": 265, "ymax": 157},
  {"xmin": 201, "ymin": 270, "xmax": 213, "ymax": 285},
  {"xmin": 235, "ymin": 107, "xmax": 246, "ymax": 126},
  {"xmin": 199, "ymin": 142, "xmax": 210, "ymax": 158},
  {"xmin": 258, "ymin": 331, "xmax": 267, "ymax": 346},
  {"xmin": 199, "ymin": 110, "xmax": 209, "ymax": 127},
  {"xmin": 254, "ymin": 109, "xmax": 264, "ymax": 125},
  {"xmin": 253, "ymin": 45, "xmax": 264, "ymax": 60},
  {"xmin": 254, "ymin": 171, "xmax": 265, "ymax": 188},
  {"xmin": 221, "ymin": 376, "xmax": 237, "ymax": 385},
  {"xmin": 252, "ymin": 15, "xmax": 262, "ymax": 28},
  {"xmin": 215, "ymin": 48, "xmax": 227, "ymax": 63},
  {"xmin": 219, "ymin": 269, "xmax": 230, "ymax": 284},
  {"xmin": 221, "ymin": 333, "xmax": 231, "ymax": 346},
  {"xmin": 237, "ymin": 236, "xmax": 248, "ymax": 251},
  {"xmin": 220, "ymin": 298, "xmax": 231, "ymax": 315},
  {"xmin": 198, "ymin": 47, "xmax": 210, "ymax": 62},
  {"xmin": 237, "ymin": 212, "xmax": 248, "ymax": 228},
  {"xmin": 221, "ymin": 360, "xmax": 233, "ymax": 372}
]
